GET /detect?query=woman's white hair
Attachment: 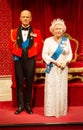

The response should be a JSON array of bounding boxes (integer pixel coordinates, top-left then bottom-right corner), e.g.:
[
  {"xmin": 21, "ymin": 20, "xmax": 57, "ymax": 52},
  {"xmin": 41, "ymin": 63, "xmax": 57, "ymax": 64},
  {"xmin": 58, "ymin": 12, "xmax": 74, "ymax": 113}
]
[{"xmin": 49, "ymin": 18, "xmax": 66, "ymax": 33}]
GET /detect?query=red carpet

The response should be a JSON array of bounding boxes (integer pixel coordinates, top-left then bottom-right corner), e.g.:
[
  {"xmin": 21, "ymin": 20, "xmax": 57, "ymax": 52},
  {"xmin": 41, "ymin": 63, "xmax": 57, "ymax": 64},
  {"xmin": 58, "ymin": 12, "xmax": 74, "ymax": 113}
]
[{"xmin": 0, "ymin": 102, "xmax": 83, "ymax": 125}]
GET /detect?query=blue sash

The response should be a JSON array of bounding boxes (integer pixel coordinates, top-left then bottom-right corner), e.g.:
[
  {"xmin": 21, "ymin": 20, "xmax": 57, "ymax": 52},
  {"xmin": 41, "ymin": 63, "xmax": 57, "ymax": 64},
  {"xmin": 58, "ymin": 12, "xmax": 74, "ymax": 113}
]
[
  {"xmin": 22, "ymin": 38, "xmax": 30, "ymax": 49},
  {"xmin": 12, "ymin": 39, "xmax": 30, "ymax": 61},
  {"xmin": 45, "ymin": 36, "xmax": 67, "ymax": 73}
]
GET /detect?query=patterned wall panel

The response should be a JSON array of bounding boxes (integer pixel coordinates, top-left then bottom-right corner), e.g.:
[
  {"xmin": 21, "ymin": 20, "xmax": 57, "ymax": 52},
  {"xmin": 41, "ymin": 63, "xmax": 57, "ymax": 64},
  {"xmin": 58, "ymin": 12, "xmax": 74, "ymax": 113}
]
[
  {"xmin": 0, "ymin": 0, "xmax": 83, "ymax": 77},
  {"xmin": 0, "ymin": 0, "xmax": 12, "ymax": 76}
]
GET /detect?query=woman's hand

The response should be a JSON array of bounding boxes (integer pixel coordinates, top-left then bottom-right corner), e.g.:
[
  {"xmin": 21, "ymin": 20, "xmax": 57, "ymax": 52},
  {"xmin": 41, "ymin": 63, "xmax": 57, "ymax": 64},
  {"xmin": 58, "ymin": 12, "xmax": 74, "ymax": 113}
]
[
  {"xmin": 51, "ymin": 59, "xmax": 67, "ymax": 69},
  {"xmin": 60, "ymin": 62, "xmax": 67, "ymax": 69},
  {"xmin": 56, "ymin": 62, "xmax": 67, "ymax": 69}
]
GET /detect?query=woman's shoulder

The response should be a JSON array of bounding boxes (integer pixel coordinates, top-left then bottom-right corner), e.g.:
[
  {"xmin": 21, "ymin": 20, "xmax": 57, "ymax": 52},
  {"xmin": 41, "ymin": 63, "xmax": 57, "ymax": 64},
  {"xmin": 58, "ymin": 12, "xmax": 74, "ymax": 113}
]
[{"xmin": 45, "ymin": 36, "xmax": 53, "ymax": 42}]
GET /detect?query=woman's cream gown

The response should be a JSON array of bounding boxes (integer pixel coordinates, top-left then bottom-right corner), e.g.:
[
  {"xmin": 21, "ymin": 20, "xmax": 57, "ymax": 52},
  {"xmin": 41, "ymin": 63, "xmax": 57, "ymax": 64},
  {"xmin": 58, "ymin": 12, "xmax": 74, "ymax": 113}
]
[{"xmin": 42, "ymin": 36, "xmax": 72, "ymax": 118}]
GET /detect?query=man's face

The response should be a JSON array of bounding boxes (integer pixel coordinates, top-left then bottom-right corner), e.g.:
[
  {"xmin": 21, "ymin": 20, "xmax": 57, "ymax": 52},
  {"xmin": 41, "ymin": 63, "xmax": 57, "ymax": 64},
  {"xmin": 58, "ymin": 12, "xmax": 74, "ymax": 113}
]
[{"xmin": 20, "ymin": 10, "xmax": 32, "ymax": 27}]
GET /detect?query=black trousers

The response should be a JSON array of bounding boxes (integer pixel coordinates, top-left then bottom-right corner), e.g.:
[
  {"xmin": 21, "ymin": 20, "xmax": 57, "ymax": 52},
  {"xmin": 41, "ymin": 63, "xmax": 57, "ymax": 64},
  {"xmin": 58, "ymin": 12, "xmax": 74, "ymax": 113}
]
[{"xmin": 14, "ymin": 56, "xmax": 36, "ymax": 108}]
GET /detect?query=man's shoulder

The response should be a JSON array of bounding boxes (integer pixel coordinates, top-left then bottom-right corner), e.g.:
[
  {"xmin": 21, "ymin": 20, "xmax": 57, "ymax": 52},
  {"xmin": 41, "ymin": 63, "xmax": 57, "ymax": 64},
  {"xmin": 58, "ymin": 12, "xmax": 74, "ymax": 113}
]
[
  {"xmin": 11, "ymin": 28, "xmax": 18, "ymax": 33},
  {"xmin": 10, "ymin": 28, "xmax": 18, "ymax": 40},
  {"xmin": 33, "ymin": 28, "xmax": 41, "ymax": 33}
]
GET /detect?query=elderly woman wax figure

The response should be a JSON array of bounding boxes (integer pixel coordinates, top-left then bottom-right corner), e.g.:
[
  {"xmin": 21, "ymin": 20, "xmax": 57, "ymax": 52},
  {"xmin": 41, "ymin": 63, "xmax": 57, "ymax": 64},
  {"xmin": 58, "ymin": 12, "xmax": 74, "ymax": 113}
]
[{"xmin": 42, "ymin": 18, "xmax": 72, "ymax": 118}]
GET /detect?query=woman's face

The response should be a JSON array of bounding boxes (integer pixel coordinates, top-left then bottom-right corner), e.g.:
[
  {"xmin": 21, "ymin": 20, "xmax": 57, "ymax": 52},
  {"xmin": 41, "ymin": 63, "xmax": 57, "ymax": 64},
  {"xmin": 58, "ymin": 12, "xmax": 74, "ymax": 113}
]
[{"xmin": 53, "ymin": 24, "xmax": 64, "ymax": 37}]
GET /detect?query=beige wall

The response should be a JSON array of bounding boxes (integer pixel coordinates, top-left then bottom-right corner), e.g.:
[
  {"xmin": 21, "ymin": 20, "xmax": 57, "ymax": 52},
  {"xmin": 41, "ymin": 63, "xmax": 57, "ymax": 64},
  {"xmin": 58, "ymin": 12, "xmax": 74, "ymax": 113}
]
[{"xmin": 0, "ymin": 76, "xmax": 12, "ymax": 101}]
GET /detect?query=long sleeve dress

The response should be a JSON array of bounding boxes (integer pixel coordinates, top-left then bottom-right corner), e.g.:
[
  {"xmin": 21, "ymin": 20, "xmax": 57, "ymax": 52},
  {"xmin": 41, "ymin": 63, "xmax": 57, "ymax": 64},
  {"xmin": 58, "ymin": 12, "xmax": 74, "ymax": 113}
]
[{"xmin": 42, "ymin": 36, "xmax": 72, "ymax": 118}]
